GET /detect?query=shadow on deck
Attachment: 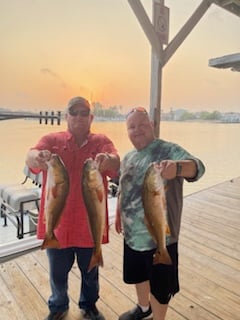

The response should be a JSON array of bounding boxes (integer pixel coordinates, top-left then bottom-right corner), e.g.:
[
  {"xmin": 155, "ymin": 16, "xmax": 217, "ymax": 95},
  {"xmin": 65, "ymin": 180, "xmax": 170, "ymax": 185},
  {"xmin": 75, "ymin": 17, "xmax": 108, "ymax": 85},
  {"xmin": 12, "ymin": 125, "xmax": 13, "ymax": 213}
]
[{"xmin": 0, "ymin": 178, "xmax": 240, "ymax": 320}]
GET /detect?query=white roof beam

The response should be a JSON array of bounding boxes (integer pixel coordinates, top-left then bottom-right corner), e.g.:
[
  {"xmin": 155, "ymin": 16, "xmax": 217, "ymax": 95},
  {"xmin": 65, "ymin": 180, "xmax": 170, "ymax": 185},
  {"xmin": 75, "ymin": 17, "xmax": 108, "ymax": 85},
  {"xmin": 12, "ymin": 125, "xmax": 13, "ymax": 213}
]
[
  {"xmin": 163, "ymin": 0, "xmax": 213, "ymax": 65},
  {"xmin": 128, "ymin": 0, "xmax": 163, "ymax": 65}
]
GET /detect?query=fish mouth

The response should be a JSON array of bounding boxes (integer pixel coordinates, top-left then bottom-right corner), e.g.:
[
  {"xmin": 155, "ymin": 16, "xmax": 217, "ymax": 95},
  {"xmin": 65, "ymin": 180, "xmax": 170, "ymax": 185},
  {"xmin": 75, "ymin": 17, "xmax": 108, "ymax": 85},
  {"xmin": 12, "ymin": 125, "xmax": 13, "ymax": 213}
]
[{"xmin": 84, "ymin": 158, "xmax": 99, "ymax": 170}]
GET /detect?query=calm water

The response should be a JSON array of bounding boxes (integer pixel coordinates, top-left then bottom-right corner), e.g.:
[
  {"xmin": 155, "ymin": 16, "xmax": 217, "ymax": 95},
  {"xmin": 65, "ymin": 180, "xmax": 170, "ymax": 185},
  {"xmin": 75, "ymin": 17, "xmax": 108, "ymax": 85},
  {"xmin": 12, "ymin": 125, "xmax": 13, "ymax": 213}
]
[{"xmin": 1, "ymin": 119, "xmax": 240, "ymax": 196}]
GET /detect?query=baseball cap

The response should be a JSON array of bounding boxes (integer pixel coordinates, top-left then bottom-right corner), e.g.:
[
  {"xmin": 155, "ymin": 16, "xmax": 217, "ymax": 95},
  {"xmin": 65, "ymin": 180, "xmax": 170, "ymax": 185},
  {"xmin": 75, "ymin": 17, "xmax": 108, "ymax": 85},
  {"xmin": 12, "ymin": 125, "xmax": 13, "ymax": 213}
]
[{"xmin": 67, "ymin": 96, "xmax": 91, "ymax": 111}]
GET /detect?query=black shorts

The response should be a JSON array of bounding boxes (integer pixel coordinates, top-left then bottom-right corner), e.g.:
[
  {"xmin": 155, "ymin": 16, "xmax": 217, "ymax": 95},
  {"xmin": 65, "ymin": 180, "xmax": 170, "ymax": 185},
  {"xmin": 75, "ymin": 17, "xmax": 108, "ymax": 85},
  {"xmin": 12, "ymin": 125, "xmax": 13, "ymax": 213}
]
[{"xmin": 123, "ymin": 241, "xmax": 180, "ymax": 304}]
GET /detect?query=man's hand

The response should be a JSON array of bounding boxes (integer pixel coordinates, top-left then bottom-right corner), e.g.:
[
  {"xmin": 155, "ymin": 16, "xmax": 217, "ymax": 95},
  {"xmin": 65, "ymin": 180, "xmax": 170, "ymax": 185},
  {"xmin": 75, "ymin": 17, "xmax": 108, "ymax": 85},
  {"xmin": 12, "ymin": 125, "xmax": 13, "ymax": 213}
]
[
  {"xmin": 37, "ymin": 150, "xmax": 52, "ymax": 170},
  {"xmin": 26, "ymin": 149, "xmax": 51, "ymax": 171},
  {"xmin": 95, "ymin": 153, "xmax": 120, "ymax": 173},
  {"xmin": 159, "ymin": 160, "xmax": 177, "ymax": 180}
]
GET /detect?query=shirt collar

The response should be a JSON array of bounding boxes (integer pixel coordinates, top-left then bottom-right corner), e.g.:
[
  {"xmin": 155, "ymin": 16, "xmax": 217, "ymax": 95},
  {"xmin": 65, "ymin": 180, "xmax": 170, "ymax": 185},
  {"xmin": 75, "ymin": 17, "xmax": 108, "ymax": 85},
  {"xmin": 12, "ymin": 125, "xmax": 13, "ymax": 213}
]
[{"xmin": 66, "ymin": 129, "xmax": 91, "ymax": 147}]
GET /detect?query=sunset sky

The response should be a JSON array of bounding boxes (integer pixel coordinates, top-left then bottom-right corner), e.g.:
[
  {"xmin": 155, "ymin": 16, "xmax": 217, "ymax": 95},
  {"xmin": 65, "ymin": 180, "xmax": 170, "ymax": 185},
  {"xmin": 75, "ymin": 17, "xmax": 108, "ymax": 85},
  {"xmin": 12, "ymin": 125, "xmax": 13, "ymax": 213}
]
[{"xmin": 1, "ymin": 0, "xmax": 240, "ymax": 113}]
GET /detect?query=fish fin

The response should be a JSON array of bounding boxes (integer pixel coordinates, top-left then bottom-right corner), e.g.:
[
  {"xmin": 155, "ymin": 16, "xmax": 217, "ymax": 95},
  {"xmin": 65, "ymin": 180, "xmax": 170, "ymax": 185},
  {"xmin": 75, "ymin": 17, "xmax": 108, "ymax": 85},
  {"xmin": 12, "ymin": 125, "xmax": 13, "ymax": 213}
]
[
  {"xmin": 51, "ymin": 184, "xmax": 58, "ymax": 198},
  {"xmin": 96, "ymin": 189, "xmax": 104, "ymax": 202},
  {"xmin": 41, "ymin": 233, "xmax": 60, "ymax": 250},
  {"xmin": 87, "ymin": 251, "xmax": 104, "ymax": 272},
  {"xmin": 153, "ymin": 249, "xmax": 172, "ymax": 265},
  {"xmin": 166, "ymin": 223, "xmax": 171, "ymax": 236}
]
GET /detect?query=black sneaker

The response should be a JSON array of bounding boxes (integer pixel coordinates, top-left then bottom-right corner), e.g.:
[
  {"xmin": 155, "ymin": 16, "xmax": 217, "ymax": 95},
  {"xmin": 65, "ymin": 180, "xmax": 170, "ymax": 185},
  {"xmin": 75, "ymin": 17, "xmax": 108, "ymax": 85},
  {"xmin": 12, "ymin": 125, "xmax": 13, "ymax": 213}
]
[
  {"xmin": 45, "ymin": 310, "xmax": 68, "ymax": 320},
  {"xmin": 118, "ymin": 305, "xmax": 152, "ymax": 320},
  {"xmin": 81, "ymin": 306, "xmax": 106, "ymax": 320}
]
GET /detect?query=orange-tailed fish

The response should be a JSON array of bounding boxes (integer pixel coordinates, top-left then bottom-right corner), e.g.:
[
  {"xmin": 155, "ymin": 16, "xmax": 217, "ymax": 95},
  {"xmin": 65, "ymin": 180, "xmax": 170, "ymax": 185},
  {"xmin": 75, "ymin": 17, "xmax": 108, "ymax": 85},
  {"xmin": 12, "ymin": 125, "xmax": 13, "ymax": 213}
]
[
  {"xmin": 142, "ymin": 162, "xmax": 172, "ymax": 265},
  {"xmin": 41, "ymin": 154, "xmax": 69, "ymax": 250},
  {"xmin": 82, "ymin": 158, "xmax": 106, "ymax": 272}
]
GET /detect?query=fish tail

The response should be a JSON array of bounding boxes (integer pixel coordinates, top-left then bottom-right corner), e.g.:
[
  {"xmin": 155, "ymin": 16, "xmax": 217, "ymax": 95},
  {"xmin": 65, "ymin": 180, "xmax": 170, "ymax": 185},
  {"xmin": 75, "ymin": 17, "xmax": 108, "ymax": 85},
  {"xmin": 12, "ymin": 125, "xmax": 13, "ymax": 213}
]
[
  {"xmin": 41, "ymin": 233, "xmax": 60, "ymax": 250},
  {"xmin": 153, "ymin": 249, "xmax": 172, "ymax": 265},
  {"xmin": 87, "ymin": 251, "xmax": 104, "ymax": 272}
]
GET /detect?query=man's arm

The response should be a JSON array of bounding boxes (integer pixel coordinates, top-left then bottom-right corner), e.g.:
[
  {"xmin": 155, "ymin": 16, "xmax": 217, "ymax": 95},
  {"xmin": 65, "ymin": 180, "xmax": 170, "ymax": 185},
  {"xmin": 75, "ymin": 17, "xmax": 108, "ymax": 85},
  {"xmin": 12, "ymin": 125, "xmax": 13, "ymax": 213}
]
[{"xmin": 160, "ymin": 159, "xmax": 197, "ymax": 180}]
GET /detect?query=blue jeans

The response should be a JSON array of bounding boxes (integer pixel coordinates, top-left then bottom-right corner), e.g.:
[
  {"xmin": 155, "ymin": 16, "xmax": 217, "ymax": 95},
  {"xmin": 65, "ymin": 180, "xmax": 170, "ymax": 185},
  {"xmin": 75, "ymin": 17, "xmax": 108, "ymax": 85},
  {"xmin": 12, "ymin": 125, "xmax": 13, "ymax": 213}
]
[{"xmin": 47, "ymin": 247, "xmax": 99, "ymax": 313}]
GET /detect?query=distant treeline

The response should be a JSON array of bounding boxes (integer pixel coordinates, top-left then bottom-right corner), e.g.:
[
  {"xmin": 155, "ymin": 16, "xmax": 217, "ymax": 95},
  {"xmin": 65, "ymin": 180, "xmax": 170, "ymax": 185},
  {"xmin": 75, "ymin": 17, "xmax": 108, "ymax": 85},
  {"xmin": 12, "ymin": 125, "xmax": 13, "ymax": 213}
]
[
  {"xmin": 91, "ymin": 103, "xmax": 240, "ymax": 123},
  {"xmin": 162, "ymin": 109, "xmax": 240, "ymax": 122},
  {"xmin": 92, "ymin": 102, "xmax": 125, "ymax": 119}
]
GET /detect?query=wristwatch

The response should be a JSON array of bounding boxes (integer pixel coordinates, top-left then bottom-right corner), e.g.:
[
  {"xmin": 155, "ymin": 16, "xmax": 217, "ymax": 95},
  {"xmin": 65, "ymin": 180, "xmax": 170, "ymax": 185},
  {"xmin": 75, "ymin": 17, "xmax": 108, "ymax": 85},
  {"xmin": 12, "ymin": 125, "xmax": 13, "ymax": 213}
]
[{"xmin": 176, "ymin": 162, "xmax": 182, "ymax": 176}]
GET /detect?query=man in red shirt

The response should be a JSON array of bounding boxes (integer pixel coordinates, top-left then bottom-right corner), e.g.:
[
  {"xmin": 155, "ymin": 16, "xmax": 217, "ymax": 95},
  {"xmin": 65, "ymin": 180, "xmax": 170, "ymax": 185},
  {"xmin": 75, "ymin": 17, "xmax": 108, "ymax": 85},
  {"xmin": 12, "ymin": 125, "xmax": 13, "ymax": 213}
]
[{"xmin": 26, "ymin": 96, "xmax": 120, "ymax": 320}]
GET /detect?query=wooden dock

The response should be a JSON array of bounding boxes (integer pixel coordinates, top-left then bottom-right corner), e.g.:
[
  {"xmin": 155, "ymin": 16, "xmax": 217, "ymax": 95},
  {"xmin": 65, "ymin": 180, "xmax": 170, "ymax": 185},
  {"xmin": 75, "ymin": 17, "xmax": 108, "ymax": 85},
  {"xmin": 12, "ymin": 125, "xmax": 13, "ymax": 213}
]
[{"xmin": 0, "ymin": 177, "xmax": 240, "ymax": 320}]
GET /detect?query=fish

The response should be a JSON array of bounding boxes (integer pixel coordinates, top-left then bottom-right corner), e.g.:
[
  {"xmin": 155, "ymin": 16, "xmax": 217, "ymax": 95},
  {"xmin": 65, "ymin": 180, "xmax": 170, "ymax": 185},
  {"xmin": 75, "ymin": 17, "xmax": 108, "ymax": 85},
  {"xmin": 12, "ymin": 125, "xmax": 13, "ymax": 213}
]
[
  {"xmin": 41, "ymin": 154, "xmax": 69, "ymax": 250},
  {"xmin": 142, "ymin": 162, "xmax": 172, "ymax": 265},
  {"xmin": 82, "ymin": 158, "xmax": 106, "ymax": 272}
]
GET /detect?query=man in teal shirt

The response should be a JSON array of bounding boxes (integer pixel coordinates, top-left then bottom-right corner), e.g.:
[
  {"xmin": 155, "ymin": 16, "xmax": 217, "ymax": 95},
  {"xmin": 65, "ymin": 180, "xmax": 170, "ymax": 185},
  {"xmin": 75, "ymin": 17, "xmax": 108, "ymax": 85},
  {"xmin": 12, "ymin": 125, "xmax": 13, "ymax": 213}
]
[{"xmin": 115, "ymin": 107, "xmax": 205, "ymax": 320}]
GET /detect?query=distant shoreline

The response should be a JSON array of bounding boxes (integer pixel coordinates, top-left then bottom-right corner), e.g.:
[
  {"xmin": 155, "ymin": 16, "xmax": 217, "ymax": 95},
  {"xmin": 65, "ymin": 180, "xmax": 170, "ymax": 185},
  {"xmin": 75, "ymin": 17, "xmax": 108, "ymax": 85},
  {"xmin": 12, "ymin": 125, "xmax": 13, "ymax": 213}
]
[{"xmin": 94, "ymin": 118, "xmax": 240, "ymax": 124}]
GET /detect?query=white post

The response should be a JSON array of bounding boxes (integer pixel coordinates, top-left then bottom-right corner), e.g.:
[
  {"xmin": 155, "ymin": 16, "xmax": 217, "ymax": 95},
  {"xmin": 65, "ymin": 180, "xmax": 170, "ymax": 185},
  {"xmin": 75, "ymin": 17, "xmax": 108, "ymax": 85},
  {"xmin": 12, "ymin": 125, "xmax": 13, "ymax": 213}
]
[{"xmin": 150, "ymin": 0, "xmax": 168, "ymax": 137}]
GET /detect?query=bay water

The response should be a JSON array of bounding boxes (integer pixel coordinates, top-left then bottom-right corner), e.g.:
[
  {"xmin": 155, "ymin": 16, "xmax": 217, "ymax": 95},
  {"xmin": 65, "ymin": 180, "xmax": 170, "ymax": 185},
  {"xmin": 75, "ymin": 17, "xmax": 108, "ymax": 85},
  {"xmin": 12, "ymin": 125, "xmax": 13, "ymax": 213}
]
[{"xmin": 1, "ymin": 119, "xmax": 240, "ymax": 196}]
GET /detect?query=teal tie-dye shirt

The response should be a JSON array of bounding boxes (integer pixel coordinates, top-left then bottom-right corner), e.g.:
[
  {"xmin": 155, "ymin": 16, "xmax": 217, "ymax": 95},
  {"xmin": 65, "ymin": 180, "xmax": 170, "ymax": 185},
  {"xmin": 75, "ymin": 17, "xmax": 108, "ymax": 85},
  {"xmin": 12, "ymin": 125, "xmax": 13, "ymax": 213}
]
[{"xmin": 119, "ymin": 139, "xmax": 205, "ymax": 251}]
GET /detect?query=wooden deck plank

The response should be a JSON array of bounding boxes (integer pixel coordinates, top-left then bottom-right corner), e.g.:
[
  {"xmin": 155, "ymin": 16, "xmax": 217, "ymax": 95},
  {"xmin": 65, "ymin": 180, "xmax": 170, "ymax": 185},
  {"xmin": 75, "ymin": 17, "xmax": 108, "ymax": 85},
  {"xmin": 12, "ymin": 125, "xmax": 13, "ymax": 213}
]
[
  {"xmin": 170, "ymin": 293, "xmax": 222, "ymax": 320},
  {"xmin": 179, "ymin": 257, "xmax": 240, "ymax": 318},
  {"xmin": 0, "ymin": 259, "xmax": 47, "ymax": 319},
  {"xmin": 0, "ymin": 177, "xmax": 240, "ymax": 319},
  {"xmin": 183, "ymin": 196, "xmax": 240, "ymax": 226},
  {"xmin": 0, "ymin": 268, "xmax": 27, "ymax": 320},
  {"xmin": 181, "ymin": 223, "xmax": 239, "ymax": 260}
]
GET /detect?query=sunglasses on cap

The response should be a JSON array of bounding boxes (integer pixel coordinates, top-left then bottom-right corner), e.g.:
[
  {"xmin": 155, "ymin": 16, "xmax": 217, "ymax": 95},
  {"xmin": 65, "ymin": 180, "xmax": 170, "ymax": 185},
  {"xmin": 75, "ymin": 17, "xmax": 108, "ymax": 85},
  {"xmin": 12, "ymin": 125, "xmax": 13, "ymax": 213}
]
[
  {"xmin": 68, "ymin": 109, "xmax": 90, "ymax": 117},
  {"xmin": 126, "ymin": 107, "xmax": 148, "ymax": 119}
]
